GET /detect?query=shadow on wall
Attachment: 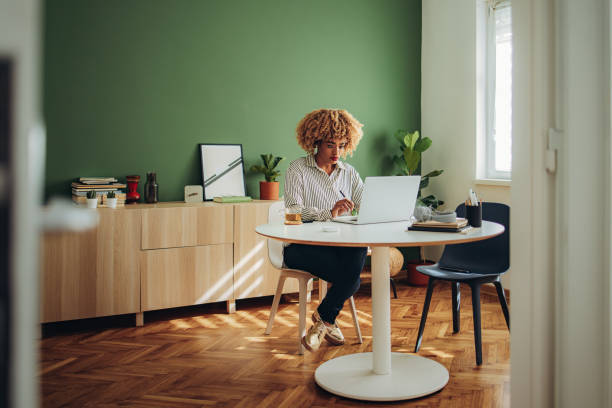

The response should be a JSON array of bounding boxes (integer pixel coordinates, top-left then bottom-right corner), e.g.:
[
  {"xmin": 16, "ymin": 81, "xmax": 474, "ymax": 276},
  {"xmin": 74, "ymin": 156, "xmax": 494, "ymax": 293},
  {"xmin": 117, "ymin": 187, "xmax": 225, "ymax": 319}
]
[
  {"xmin": 183, "ymin": 146, "xmax": 204, "ymax": 188},
  {"xmin": 370, "ymin": 131, "xmax": 396, "ymax": 177}
]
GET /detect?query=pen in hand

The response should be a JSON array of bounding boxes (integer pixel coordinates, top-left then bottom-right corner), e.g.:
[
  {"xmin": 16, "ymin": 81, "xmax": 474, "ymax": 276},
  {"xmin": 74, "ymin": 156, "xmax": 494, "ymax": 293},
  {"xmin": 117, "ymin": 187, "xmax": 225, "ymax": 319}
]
[{"xmin": 339, "ymin": 190, "xmax": 357, "ymax": 216}]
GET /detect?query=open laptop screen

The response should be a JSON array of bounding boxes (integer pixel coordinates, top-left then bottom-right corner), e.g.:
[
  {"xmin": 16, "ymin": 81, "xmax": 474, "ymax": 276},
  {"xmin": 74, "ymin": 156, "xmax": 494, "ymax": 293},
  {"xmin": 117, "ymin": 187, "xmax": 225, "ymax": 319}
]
[{"xmin": 333, "ymin": 176, "xmax": 420, "ymax": 224}]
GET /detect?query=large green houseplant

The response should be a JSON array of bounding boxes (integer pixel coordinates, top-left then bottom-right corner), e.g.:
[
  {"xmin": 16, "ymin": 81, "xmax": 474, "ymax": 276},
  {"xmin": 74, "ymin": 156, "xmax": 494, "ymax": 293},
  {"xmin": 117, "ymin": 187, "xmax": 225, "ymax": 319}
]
[
  {"xmin": 393, "ymin": 129, "xmax": 444, "ymax": 209},
  {"xmin": 392, "ymin": 129, "xmax": 444, "ymax": 285},
  {"xmin": 250, "ymin": 154, "xmax": 284, "ymax": 200}
]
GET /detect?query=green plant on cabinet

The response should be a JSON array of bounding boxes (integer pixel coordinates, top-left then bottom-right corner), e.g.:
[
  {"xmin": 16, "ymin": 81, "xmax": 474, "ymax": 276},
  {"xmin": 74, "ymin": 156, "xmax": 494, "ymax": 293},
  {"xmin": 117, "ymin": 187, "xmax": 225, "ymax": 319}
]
[{"xmin": 250, "ymin": 154, "xmax": 285, "ymax": 182}]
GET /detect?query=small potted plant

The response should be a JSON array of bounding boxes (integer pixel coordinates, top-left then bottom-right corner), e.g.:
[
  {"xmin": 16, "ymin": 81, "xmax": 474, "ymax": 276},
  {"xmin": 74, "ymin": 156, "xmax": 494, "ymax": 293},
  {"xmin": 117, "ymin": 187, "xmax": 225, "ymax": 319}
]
[
  {"xmin": 86, "ymin": 190, "xmax": 98, "ymax": 209},
  {"xmin": 250, "ymin": 154, "xmax": 284, "ymax": 200},
  {"xmin": 393, "ymin": 129, "xmax": 444, "ymax": 285},
  {"xmin": 106, "ymin": 190, "xmax": 118, "ymax": 209}
]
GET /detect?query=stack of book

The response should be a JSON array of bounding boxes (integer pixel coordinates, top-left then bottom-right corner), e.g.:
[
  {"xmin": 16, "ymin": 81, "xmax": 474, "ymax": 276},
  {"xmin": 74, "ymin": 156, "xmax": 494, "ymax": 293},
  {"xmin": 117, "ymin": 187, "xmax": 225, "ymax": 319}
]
[
  {"xmin": 408, "ymin": 218, "xmax": 470, "ymax": 232},
  {"xmin": 72, "ymin": 177, "xmax": 127, "ymax": 207}
]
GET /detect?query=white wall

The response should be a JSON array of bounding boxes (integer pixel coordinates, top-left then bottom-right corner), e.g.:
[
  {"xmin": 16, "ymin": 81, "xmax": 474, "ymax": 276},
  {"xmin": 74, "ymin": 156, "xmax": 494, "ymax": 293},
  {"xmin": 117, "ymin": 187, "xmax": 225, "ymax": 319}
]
[
  {"xmin": 555, "ymin": 0, "xmax": 610, "ymax": 405},
  {"xmin": 421, "ymin": 0, "xmax": 511, "ymax": 209},
  {"xmin": 421, "ymin": 0, "xmax": 511, "ymax": 285}
]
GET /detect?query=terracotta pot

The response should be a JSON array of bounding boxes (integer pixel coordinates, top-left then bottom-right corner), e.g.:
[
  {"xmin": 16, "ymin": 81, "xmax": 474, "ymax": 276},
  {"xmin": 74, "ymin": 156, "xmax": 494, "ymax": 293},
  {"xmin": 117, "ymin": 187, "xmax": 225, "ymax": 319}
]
[
  {"xmin": 259, "ymin": 181, "xmax": 279, "ymax": 200},
  {"xmin": 406, "ymin": 260, "xmax": 435, "ymax": 286}
]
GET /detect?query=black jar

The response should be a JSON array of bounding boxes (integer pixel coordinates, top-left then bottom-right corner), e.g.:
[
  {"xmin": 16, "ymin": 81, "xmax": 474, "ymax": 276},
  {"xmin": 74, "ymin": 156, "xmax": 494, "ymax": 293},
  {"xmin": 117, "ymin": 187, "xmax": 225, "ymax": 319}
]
[{"xmin": 144, "ymin": 172, "xmax": 159, "ymax": 203}]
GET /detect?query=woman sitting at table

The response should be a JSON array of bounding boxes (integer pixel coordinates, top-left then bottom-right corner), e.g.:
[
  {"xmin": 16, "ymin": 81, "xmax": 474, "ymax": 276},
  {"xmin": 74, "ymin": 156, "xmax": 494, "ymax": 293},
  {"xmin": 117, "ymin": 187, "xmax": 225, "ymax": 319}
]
[{"xmin": 284, "ymin": 108, "xmax": 368, "ymax": 352}]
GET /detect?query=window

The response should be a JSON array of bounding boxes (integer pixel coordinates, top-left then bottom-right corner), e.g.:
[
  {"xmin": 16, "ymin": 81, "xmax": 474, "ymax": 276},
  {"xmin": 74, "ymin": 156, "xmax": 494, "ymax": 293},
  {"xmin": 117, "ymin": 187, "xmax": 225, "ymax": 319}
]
[{"xmin": 485, "ymin": 1, "xmax": 512, "ymax": 179}]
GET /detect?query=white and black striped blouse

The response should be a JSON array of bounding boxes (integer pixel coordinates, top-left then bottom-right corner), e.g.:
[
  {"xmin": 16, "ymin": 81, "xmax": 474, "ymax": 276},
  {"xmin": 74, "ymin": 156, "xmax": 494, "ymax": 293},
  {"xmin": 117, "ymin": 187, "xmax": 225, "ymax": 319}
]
[{"xmin": 284, "ymin": 154, "xmax": 364, "ymax": 222}]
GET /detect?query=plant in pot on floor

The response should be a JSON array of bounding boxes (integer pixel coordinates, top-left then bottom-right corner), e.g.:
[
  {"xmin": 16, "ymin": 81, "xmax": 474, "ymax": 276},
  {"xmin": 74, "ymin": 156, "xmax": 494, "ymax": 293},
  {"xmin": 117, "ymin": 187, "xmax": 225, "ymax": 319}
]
[
  {"xmin": 393, "ymin": 129, "xmax": 444, "ymax": 285},
  {"xmin": 250, "ymin": 154, "xmax": 284, "ymax": 200}
]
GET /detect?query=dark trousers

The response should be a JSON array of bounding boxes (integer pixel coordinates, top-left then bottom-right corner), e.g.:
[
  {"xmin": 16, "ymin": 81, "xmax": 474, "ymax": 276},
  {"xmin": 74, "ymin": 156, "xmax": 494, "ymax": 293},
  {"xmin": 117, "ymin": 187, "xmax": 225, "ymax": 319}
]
[{"xmin": 283, "ymin": 244, "xmax": 368, "ymax": 324}]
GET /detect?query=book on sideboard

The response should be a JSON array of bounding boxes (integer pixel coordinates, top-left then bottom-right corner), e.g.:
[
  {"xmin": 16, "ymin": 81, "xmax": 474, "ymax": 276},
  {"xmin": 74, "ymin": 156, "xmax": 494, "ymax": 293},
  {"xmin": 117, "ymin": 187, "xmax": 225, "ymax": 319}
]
[
  {"xmin": 78, "ymin": 177, "xmax": 118, "ymax": 185},
  {"xmin": 71, "ymin": 182, "xmax": 126, "ymax": 190}
]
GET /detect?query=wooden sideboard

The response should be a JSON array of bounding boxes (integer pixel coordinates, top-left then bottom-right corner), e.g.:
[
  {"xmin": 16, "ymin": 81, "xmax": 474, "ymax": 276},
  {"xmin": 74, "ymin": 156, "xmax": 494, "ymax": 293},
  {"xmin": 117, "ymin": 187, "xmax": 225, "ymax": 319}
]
[{"xmin": 40, "ymin": 200, "xmax": 299, "ymax": 325}]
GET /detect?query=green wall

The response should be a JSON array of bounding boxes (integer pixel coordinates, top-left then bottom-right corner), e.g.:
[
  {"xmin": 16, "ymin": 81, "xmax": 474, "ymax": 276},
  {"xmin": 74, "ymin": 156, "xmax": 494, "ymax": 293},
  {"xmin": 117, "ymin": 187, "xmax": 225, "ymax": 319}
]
[{"xmin": 43, "ymin": 0, "xmax": 421, "ymax": 201}]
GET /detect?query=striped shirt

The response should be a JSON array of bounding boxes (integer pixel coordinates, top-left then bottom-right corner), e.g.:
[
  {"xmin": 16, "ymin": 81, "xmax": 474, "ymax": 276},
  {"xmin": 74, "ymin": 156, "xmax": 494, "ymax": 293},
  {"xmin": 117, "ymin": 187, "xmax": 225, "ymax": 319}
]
[{"xmin": 284, "ymin": 154, "xmax": 364, "ymax": 222}]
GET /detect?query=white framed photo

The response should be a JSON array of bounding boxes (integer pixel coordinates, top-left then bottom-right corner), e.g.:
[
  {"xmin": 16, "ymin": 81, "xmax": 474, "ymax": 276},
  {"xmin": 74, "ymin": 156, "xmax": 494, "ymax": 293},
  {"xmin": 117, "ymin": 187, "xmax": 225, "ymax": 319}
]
[{"xmin": 199, "ymin": 144, "xmax": 246, "ymax": 200}]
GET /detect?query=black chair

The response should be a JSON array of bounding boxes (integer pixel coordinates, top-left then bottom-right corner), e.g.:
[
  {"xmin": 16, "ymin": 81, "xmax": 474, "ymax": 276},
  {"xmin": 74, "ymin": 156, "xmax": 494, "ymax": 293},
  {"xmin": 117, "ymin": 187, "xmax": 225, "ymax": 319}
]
[{"xmin": 414, "ymin": 202, "xmax": 510, "ymax": 365}]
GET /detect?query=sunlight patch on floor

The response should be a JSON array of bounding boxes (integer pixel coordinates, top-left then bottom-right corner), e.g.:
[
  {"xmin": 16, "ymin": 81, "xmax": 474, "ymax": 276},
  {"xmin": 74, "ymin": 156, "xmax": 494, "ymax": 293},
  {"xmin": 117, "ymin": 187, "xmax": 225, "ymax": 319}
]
[
  {"xmin": 170, "ymin": 320, "xmax": 193, "ymax": 329},
  {"xmin": 193, "ymin": 316, "xmax": 218, "ymax": 329},
  {"xmin": 421, "ymin": 346, "xmax": 455, "ymax": 359},
  {"xmin": 216, "ymin": 314, "xmax": 245, "ymax": 328},
  {"xmin": 244, "ymin": 336, "xmax": 268, "ymax": 343},
  {"xmin": 273, "ymin": 353, "xmax": 296, "ymax": 360},
  {"xmin": 235, "ymin": 311, "xmax": 267, "ymax": 328}
]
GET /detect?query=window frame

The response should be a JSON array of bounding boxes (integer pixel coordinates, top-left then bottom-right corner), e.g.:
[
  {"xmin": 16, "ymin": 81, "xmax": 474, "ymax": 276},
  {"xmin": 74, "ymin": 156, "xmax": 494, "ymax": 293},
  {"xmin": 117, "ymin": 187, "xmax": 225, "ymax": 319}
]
[{"xmin": 484, "ymin": 0, "xmax": 512, "ymax": 180}]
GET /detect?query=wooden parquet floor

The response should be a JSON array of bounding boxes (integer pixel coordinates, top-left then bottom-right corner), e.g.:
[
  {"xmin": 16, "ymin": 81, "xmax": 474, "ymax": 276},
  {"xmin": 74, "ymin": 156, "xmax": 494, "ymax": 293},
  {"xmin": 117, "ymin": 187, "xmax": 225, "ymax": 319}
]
[{"xmin": 40, "ymin": 280, "xmax": 510, "ymax": 407}]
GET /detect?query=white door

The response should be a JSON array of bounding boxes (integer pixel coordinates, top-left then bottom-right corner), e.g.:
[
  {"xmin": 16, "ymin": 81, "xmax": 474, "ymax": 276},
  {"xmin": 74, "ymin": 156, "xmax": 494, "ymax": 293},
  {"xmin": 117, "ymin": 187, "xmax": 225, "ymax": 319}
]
[{"xmin": 512, "ymin": 0, "xmax": 611, "ymax": 406}]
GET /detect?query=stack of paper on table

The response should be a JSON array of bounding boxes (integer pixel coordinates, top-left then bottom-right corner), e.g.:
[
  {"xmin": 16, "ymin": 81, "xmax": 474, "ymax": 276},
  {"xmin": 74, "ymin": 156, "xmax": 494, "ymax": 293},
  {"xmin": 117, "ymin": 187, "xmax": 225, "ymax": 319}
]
[{"xmin": 408, "ymin": 218, "xmax": 469, "ymax": 232}]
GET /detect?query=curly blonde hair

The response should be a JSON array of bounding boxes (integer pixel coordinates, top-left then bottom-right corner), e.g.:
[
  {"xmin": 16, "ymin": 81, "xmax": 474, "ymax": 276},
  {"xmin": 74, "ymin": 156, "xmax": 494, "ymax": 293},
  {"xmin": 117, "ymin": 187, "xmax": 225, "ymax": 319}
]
[{"xmin": 295, "ymin": 109, "xmax": 364, "ymax": 158}]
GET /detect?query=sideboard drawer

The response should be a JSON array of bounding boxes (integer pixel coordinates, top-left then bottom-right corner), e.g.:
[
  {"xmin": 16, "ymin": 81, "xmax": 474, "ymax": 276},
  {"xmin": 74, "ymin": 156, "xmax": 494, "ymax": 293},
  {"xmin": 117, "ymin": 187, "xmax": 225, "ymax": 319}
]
[
  {"xmin": 196, "ymin": 205, "xmax": 234, "ymax": 245},
  {"xmin": 140, "ymin": 244, "xmax": 233, "ymax": 311},
  {"xmin": 142, "ymin": 207, "xmax": 197, "ymax": 249},
  {"xmin": 141, "ymin": 206, "xmax": 234, "ymax": 249}
]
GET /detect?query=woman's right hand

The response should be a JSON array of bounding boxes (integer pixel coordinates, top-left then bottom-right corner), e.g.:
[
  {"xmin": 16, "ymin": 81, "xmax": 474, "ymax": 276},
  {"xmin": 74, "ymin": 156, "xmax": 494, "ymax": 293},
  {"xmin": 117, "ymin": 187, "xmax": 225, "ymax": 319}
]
[{"xmin": 331, "ymin": 198, "xmax": 354, "ymax": 218}]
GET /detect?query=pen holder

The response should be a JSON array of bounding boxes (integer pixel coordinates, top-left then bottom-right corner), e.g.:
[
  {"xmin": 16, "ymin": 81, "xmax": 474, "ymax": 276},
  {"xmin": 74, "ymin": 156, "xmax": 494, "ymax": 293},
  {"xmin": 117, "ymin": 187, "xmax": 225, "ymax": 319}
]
[{"xmin": 465, "ymin": 203, "xmax": 482, "ymax": 227}]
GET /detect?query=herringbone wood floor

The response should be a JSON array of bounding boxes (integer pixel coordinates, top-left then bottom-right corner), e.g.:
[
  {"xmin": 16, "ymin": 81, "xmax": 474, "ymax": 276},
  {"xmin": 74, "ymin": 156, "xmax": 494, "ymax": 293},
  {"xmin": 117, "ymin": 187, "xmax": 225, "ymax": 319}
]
[{"xmin": 40, "ymin": 279, "xmax": 510, "ymax": 407}]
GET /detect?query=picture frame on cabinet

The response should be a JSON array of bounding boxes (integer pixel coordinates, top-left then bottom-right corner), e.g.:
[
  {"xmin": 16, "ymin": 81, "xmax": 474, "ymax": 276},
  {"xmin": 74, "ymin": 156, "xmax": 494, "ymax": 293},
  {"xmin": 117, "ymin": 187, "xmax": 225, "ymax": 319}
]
[{"xmin": 199, "ymin": 143, "xmax": 247, "ymax": 200}]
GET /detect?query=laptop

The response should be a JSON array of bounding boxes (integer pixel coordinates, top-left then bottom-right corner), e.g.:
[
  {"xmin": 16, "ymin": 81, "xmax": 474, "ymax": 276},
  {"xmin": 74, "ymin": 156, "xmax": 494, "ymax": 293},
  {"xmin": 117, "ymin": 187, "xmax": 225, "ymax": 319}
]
[{"xmin": 332, "ymin": 176, "xmax": 420, "ymax": 225}]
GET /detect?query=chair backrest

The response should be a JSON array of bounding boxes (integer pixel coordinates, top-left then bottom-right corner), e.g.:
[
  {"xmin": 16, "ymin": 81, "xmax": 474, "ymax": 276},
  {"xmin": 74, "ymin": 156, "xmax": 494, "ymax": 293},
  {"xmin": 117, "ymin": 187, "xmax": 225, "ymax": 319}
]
[
  {"xmin": 267, "ymin": 201, "xmax": 285, "ymax": 269},
  {"xmin": 438, "ymin": 202, "xmax": 510, "ymax": 275}
]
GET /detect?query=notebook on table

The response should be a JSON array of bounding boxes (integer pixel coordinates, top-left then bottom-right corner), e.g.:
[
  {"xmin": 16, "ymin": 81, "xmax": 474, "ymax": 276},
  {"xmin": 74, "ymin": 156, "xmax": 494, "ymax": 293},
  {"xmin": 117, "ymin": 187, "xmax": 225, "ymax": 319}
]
[
  {"xmin": 332, "ymin": 176, "xmax": 420, "ymax": 225},
  {"xmin": 407, "ymin": 218, "xmax": 470, "ymax": 233}
]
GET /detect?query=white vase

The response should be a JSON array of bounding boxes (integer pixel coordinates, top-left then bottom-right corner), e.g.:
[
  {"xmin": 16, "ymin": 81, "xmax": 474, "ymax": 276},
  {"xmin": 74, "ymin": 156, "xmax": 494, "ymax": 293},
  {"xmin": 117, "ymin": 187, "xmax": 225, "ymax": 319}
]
[
  {"xmin": 106, "ymin": 197, "xmax": 117, "ymax": 209},
  {"xmin": 86, "ymin": 198, "xmax": 98, "ymax": 209}
]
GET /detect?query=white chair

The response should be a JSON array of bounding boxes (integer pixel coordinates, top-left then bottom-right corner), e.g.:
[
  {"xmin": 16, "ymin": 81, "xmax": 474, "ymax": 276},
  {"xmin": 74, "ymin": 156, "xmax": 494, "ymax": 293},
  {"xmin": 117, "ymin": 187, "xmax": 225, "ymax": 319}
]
[{"xmin": 264, "ymin": 201, "xmax": 363, "ymax": 354}]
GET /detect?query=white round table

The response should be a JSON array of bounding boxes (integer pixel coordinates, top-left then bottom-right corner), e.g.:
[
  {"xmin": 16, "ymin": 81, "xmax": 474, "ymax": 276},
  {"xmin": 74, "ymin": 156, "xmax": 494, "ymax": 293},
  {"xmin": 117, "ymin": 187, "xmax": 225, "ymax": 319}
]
[{"xmin": 256, "ymin": 220, "xmax": 505, "ymax": 401}]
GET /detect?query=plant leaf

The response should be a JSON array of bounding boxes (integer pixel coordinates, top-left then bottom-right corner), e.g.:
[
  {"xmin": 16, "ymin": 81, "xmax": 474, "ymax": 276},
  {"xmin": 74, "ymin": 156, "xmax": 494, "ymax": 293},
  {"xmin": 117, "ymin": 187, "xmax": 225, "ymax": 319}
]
[
  {"xmin": 405, "ymin": 130, "xmax": 419, "ymax": 149},
  {"xmin": 403, "ymin": 133, "xmax": 412, "ymax": 149},
  {"xmin": 419, "ymin": 177, "xmax": 429, "ymax": 189},
  {"xmin": 423, "ymin": 169, "xmax": 443, "ymax": 178},
  {"xmin": 268, "ymin": 170, "xmax": 281, "ymax": 182},
  {"xmin": 271, "ymin": 156, "xmax": 284, "ymax": 170},
  {"xmin": 404, "ymin": 149, "xmax": 420, "ymax": 175},
  {"xmin": 394, "ymin": 129, "xmax": 408, "ymax": 145},
  {"xmin": 393, "ymin": 155, "xmax": 408, "ymax": 173},
  {"xmin": 250, "ymin": 165, "xmax": 266, "ymax": 173},
  {"xmin": 260, "ymin": 154, "xmax": 269, "ymax": 168},
  {"xmin": 414, "ymin": 137, "xmax": 432, "ymax": 153}
]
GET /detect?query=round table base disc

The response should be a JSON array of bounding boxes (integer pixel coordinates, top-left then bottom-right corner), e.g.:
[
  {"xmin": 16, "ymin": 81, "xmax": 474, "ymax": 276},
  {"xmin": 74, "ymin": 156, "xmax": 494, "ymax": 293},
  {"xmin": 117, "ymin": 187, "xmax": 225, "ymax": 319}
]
[{"xmin": 314, "ymin": 352, "xmax": 449, "ymax": 402}]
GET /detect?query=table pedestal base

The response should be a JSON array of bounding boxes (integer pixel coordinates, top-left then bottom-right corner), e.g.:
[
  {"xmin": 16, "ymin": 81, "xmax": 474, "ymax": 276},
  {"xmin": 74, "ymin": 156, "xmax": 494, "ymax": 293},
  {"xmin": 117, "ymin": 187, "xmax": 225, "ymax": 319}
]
[{"xmin": 314, "ymin": 352, "xmax": 449, "ymax": 401}]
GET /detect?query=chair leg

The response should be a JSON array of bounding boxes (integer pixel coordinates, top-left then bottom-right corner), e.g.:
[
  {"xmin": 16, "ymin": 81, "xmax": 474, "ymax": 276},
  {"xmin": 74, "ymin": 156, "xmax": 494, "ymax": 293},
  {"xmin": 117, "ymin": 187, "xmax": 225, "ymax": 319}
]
[
  {"xmin": 348, "ymin": 296, "xmax": 362, "ymax": 343},
  {"xmin": 319, "ymin": 279, "xmax": 327, "ymax": 302},
  {"xmin": 297, "ymin": 277, "xmax": 309, "ymax": 355},
  {"xmin": 493, "ymin": 279, "xmax": 510, "ymax": 331},
  {"xmin": 451, "ymin": 282, "xmax": 461, "ymax": 333},
  {"xmin": 470, "ymin": 283, "xmax": 483, "ymax": 365},
  {"xmin": 390, "ymin": 278, "xmax": 398, "ymax": 299},
  {"xmin": 265, "ymin": 275, "xmax": 286, "ymax": 335},
  {"xmin": 415, "ymin": 277, "xmax": 435, "ymax": 352}
]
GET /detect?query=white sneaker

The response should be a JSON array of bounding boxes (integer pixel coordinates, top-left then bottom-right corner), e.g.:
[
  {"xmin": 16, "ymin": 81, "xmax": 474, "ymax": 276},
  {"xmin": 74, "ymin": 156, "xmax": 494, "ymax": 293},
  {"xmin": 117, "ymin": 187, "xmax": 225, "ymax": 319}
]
[
  {"xmin": 301, "ymin": 320, "xmax": 326, "ymax": 352},
  {"xmin": 312, "ymin": 310, "xmax": 345, "ymax": 346}
]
